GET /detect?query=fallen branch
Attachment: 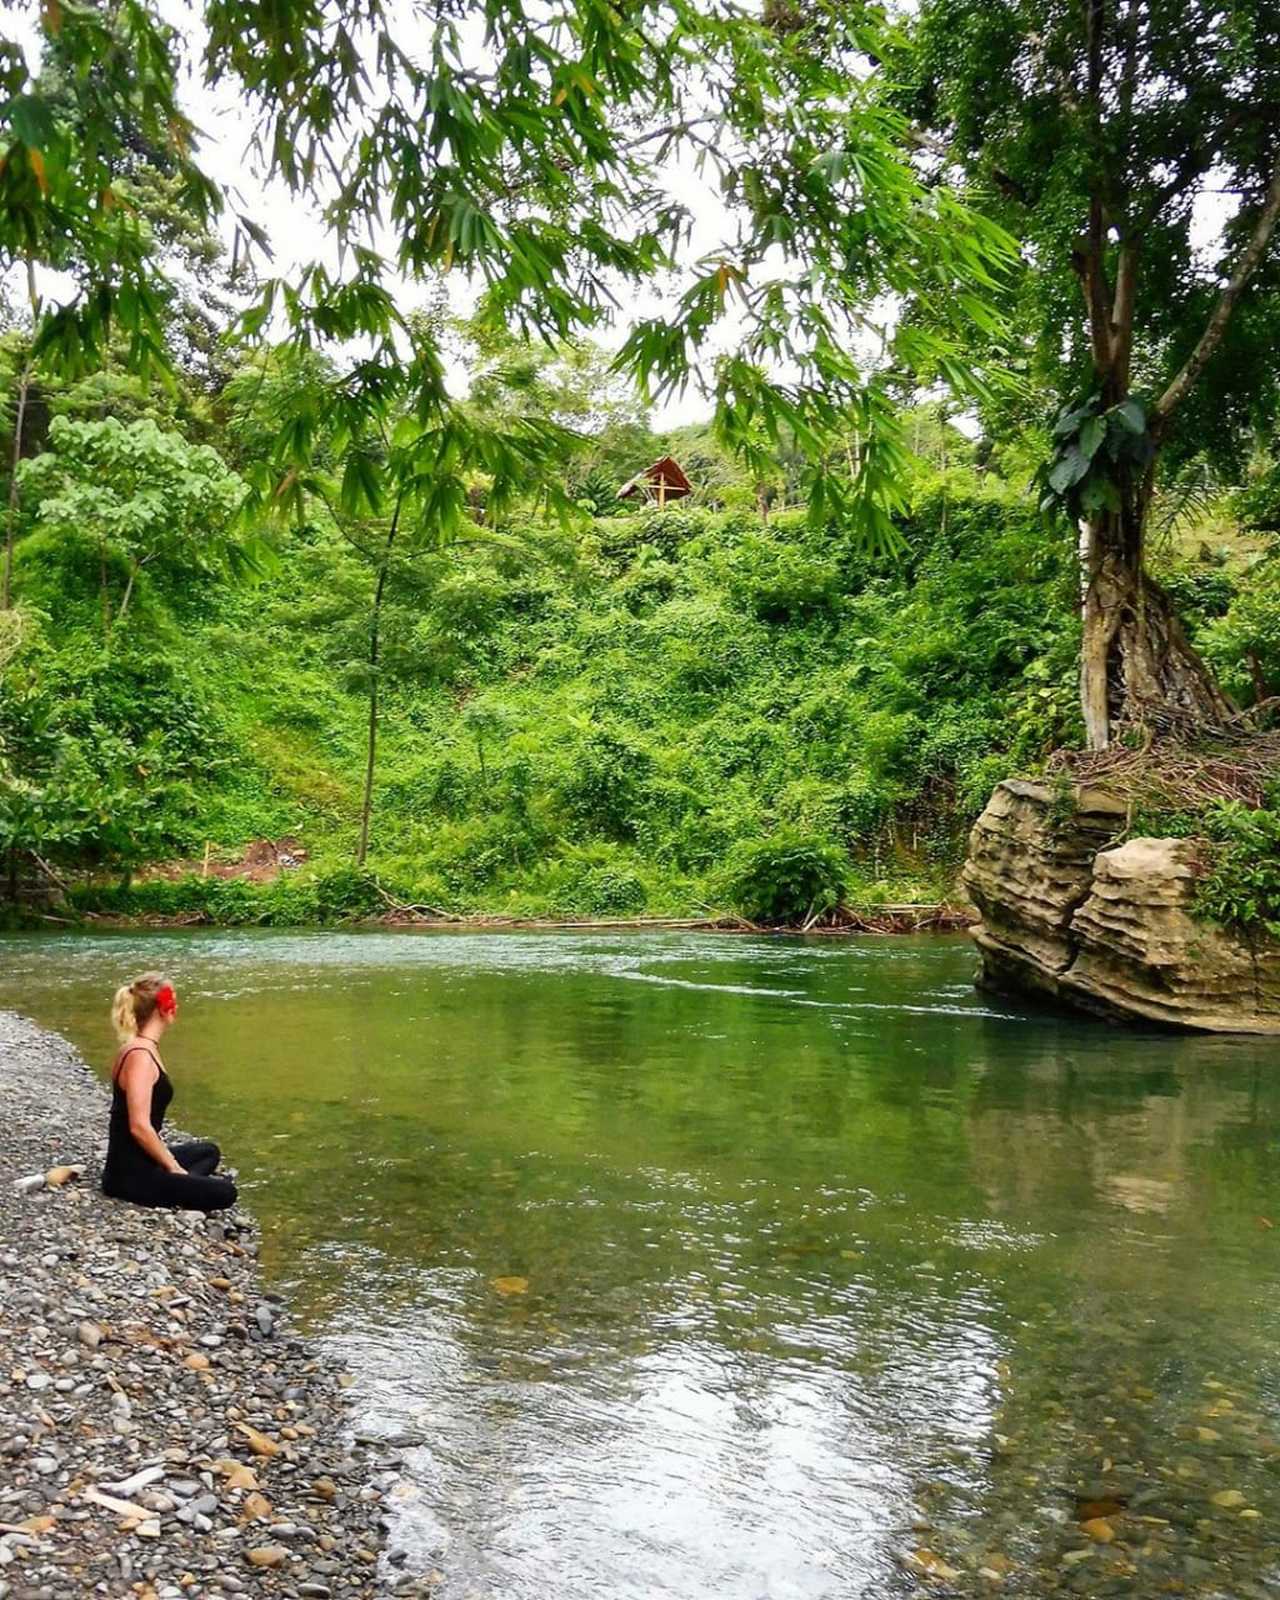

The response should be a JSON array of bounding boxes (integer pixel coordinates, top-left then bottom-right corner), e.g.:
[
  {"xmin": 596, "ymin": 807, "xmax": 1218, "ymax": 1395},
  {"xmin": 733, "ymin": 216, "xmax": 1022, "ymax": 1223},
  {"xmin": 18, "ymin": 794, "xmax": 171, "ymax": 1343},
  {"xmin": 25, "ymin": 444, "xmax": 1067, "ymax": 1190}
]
[
  {"xmin": 372, "ymin": 881, "xmax": 462, "ymax": 921},
  {"xmin": 693, "ymin": 901, "xmax": 763, "ymax": 933},
  {"xmin": 30, "ymin": 851, "xmax": 70, "ymax": 891}
]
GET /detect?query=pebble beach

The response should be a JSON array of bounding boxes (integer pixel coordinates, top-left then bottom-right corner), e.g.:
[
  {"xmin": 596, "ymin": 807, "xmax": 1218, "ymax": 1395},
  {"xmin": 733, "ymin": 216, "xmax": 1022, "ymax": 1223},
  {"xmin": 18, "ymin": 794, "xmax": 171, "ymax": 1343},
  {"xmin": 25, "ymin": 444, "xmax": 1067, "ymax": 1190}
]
[{"xmin": 0, "ymin": 1012, "xmax": 428, "ymax": 1600}]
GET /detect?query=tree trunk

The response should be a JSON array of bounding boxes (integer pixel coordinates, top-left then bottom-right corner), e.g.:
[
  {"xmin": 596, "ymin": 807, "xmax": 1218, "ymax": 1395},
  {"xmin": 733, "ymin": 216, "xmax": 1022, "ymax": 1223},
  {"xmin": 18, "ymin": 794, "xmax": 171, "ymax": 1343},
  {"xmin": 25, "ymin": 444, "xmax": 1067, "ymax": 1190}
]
[
  {"xmin": 4, "ymin": 264, "xmax": 41, "ymax": 612},
  {"xmin": 1078, "ymin": 516, "xmax": 1113, "ymax": 752},
  {"xmin": 356, "ymin": 496, "xmax": 404, "ymax": 868},
  {"xmin": 117, "ymin": 561, "xmax": 141, "ymax": 622},
  {"xmin": 100, "ymin": 542, "xmax": 111, "ymax": 637},
  {"xmin": 1065, "ymin": 0, "xmax": 1280, "ymax": 751},
  {"xmin": 357, "ymin": 566, "xmax": 389, "ymax": 869},
  {"xmin": 1248, "ymin": 650, "xmax": 1269, "ymax": 704},
  {"xmin": 3, "ymin": 361, "xmax": 32, "ymax": 611},
  {"xmin": 1080, "ymin": 484, "xmax": 1234, "ymax": 749}
]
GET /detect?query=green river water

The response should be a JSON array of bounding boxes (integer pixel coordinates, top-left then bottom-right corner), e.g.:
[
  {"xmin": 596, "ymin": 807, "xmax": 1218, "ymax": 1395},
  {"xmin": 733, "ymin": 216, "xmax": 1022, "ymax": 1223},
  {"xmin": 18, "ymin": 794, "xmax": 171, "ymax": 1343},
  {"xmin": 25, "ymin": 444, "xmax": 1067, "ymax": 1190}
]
[{"xmin": 3, "ymin": 928, "xmax": 1280, "ymax": 1598}]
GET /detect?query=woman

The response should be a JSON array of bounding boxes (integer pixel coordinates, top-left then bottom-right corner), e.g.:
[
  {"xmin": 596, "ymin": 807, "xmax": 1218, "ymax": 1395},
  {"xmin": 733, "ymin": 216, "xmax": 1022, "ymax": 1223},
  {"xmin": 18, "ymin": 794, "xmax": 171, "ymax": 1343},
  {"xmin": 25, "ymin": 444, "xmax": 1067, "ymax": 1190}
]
[{"xmin": 102, "ymin": 972, "xmax": 237, "ymax": 1212}]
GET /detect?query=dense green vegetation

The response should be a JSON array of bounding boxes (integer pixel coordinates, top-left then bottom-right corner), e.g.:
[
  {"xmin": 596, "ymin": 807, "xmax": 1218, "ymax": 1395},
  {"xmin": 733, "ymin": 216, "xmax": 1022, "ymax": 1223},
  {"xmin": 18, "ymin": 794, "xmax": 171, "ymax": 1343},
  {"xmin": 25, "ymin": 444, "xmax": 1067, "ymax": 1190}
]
[
  {"xmin": 0, "ymin": 0, "xmax": 1278, "ymax": 929},
  {"xmin": 2, "ymin": 351, "xmax": 1274, "ymax": 925}
]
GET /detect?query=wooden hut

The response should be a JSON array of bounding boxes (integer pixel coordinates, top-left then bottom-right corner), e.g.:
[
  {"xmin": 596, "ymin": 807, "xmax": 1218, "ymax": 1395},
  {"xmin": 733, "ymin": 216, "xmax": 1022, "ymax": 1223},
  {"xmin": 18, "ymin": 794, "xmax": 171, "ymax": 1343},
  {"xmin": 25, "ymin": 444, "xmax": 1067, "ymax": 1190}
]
[{"xmin": 618, "ymin": 455, "xmax": 693, "ymax": 509}]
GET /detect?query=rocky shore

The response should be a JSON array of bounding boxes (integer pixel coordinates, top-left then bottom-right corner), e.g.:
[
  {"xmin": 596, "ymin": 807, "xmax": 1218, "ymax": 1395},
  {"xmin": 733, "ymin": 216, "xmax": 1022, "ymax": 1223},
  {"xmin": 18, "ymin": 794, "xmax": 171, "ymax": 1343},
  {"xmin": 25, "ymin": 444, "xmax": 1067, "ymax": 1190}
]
[{"xmin": 0, "ymin": 1013, "xmax": 426, "ymax": 1600}]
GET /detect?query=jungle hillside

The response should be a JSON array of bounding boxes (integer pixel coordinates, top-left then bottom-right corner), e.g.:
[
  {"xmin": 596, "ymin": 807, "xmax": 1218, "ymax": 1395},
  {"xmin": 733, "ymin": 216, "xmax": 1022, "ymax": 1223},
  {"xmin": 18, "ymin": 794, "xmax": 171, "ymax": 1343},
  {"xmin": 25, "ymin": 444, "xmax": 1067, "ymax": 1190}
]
[{"xmin": 0, "ymin": 0, "xmax": 1278, "ymax": 929}]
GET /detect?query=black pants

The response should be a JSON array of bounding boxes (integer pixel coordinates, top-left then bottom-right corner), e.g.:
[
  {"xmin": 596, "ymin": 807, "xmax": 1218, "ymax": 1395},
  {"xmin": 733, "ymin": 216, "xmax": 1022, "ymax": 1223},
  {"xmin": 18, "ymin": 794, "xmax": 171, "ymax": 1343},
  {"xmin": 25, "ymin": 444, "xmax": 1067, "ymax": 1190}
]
[{"xmin": 110, "ymin": 1140, "xmax": 238, "ymax": 1212}]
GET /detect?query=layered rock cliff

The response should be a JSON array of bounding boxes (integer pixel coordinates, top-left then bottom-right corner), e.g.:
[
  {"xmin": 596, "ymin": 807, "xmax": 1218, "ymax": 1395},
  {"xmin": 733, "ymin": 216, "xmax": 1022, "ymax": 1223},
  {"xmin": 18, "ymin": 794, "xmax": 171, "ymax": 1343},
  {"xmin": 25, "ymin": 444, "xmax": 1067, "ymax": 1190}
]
[{"xmin": 962, "ymin": 779, "xmax": 1280, "ymax": 1034}]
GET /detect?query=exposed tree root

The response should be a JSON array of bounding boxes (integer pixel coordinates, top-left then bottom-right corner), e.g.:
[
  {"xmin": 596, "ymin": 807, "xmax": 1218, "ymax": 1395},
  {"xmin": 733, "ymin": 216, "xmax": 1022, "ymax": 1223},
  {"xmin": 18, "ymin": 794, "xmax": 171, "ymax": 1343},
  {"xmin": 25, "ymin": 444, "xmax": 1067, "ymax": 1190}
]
[{"xmin": 1048, "ymin": 728, "xmax": 1280, "ymax": 813}]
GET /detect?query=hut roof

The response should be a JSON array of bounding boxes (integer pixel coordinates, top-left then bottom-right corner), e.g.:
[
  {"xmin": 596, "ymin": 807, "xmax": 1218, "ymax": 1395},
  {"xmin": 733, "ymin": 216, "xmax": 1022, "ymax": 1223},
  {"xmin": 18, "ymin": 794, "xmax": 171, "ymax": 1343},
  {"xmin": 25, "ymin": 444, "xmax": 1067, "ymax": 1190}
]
[{"xmin": 618, "ymin": 455, "xmax": 693, "ymax": 500}]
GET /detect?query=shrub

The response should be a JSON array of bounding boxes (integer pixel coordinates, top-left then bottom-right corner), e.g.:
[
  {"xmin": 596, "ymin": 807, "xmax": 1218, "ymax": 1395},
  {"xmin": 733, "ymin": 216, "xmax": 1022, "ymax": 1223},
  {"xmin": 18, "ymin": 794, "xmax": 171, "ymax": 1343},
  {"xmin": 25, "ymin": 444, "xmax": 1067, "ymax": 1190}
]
[
  {"xmin": 1199, "ymin": 553, "xmax": 1280, "ymax": 705},
  {"xmin": 1192, "ymin": 801, "xmax": 1280, "ymax": 941},
  {"xmin": 718, "ymin": 827, "xmax": 849, "ymax": 925},
  {"xmin": 956, "ymin": 751, "xmax": 1012, "ymax": 819},
  {"xmin": 536, "ymin": 845, "xmax": 650, "ymax": 916},
  {"xmin": 1161, "ymin": 561, "xmax": 1238, "ymax": 633},
  {"xmin": 70, "ymin": 876, "xmax": 262, "ymax": 922},
  {"xmin": 594, "ymin": 506, "xmax": 710, "ymax": 565},
  {"xmin": 427, "ymin": 755, "xmax": 476, "ymax": 818},
  {"xmin": 309, "ymin": 866, "xmax": 386, "ymax": 921},
  {"xmin": 717, "ymin": 531, "xmax": 842, "ymax": 623},
  {"xmin": 69, "ymin": 864, "xmax": 388, "ymax": 925},
  {"xmin": 554, "ymin": 727, "xmax": 650, "ymax": 841},
  {"xmin": 650, "ymin": 595, "xmax": 767, "ymax": 693},
  {"xmin": 418, "ymin": 810, "xmax": 549, "ymax": 894},
  {"xmin": 575, "ymin": 468, "xmax": 620, "ymax": 516}
]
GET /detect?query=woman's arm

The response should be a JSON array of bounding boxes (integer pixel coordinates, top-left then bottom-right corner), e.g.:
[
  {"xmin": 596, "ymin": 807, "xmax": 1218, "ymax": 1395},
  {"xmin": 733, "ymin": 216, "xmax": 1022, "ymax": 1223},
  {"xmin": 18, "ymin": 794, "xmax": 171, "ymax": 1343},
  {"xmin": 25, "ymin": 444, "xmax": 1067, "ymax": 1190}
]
[{"xmin": 120, "ymin": 1060, "xmax": 184, "ymax": 1174}]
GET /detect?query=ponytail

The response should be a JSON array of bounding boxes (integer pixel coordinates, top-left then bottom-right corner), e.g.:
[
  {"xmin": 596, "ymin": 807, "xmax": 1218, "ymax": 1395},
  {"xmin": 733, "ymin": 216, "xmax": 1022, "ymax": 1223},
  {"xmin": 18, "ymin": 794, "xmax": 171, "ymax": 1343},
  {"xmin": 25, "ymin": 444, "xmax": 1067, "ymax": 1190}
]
[
  {"xmin": 111, "ymin": 973, "xmax": 173, "ymax": 1040},
  {"xmin": 111, "ymin": 984, "xmax": 137, "ymax": 1041}
]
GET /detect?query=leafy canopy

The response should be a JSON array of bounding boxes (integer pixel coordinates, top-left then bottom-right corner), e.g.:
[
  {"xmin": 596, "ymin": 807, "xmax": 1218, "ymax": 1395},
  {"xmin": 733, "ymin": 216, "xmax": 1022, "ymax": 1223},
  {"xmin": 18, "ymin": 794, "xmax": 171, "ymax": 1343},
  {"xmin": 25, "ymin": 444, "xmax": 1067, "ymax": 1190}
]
[
  {"xmin": 0, "ymin": 3, "xmax": 224, "ymax": 372},
  {"xmin": 1, "ymin": 0, "xmax": 1018, "ymax": 551},
  {"xmin": 900, "ymin": 0, "xmax": 1280, "ymax": 469},
  {"xmin": 19, "ymin": 416, "xmax": 254, "ymax": 620}
]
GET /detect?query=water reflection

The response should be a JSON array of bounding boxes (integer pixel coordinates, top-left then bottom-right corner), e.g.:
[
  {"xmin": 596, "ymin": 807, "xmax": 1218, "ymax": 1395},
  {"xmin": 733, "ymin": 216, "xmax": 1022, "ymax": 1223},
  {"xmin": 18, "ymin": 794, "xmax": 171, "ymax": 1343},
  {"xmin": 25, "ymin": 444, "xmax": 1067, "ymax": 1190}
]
[{"xmin": 1, "ymin": 929, "xmax": 1278, "ymax": 1597}]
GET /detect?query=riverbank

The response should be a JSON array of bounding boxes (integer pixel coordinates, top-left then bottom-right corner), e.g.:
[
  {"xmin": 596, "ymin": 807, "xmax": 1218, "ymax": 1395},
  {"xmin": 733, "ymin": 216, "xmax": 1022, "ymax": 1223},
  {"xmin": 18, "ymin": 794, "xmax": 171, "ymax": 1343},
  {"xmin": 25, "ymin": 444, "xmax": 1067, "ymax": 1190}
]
[
  {"xmin": 19, "ymin": 840, "xmax": 965, "ymax": 936},
  {"xmin": 30, "ymin": 894, "xmax": 971, "ymax": 938},
  {"xmin": 0, "ymin": 1013, "xmax": 432, "ymax": 1600}
]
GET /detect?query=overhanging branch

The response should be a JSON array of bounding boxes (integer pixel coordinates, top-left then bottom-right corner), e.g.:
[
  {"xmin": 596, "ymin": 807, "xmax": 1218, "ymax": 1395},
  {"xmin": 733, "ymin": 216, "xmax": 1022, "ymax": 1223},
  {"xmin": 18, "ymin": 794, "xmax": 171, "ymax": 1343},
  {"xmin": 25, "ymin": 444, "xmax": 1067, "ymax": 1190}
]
[{"xmin": 1154, "ymin": 155, "xmax": 1280, "ymax": 423}]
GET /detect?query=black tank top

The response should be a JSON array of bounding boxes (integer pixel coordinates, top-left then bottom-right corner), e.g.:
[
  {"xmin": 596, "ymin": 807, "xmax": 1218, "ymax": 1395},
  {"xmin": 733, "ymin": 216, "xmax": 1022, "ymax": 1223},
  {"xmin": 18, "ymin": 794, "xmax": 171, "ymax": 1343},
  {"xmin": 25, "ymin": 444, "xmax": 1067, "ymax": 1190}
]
[{"xmin": 103, "ymin": 1044, "xmax": 174, "ymax": 1190}]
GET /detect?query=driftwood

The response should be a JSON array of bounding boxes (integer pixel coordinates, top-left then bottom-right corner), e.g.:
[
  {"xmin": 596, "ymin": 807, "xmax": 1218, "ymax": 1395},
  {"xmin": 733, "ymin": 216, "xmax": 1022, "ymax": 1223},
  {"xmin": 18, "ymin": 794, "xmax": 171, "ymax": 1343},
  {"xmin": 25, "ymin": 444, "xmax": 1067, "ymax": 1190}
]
[
  {"xmin": 369, "ymin": 900, "xmax": 969, "ymax": 936},
  {"xmin": 373, "ymin": 909, "xmax": 736, "ymax": 932},
  {"xmin": 79, "ymin": 908, "xmax": 210, "ymax": 928},
  {"xmin": 61, "ymin": 870, "xmax": 968, "ymax": 938},
  {"xmin": 373, "ymin": 882, "xmax": 463, "ymax": 921},
  {"xmin": 820, "ymin": 903, "xmax": 971, "ymax": 934}
]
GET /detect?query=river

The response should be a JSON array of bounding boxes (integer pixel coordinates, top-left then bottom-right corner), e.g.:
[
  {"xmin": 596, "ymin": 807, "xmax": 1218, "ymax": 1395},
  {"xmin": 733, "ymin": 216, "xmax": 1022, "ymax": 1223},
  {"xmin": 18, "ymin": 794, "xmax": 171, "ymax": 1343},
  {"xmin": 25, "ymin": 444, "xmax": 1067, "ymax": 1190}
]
[{"xmin": 2, "ymin": 927, "xmax": 1279, "ymax": 1597}]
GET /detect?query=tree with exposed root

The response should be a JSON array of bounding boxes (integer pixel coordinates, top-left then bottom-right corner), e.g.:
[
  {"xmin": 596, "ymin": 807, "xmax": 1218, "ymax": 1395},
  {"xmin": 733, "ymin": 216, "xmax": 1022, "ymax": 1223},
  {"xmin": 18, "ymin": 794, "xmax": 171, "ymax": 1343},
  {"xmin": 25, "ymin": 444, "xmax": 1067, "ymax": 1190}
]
[{"xmin": 902, "ymin": 0, "xmax": 1280, "ymax": 747}]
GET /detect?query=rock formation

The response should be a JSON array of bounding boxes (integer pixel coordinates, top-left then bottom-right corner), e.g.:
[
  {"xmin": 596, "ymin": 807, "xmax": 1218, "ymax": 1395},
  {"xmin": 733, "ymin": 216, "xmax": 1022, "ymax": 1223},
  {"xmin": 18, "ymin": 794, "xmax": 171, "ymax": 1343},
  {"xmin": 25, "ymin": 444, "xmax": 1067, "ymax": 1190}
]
[{"xmin": 963, "ymin": 779, "xmax": 1280, "ymax": 1033}]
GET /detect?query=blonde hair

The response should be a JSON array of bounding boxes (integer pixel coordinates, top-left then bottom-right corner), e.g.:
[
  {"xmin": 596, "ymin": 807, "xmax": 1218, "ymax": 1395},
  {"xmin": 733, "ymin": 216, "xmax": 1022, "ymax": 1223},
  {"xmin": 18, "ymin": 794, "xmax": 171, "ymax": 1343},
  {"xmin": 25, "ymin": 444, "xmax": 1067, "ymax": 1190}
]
[{"xmin": 111, "ymin": 973, "xmax": 174, "ymax": 1041}]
